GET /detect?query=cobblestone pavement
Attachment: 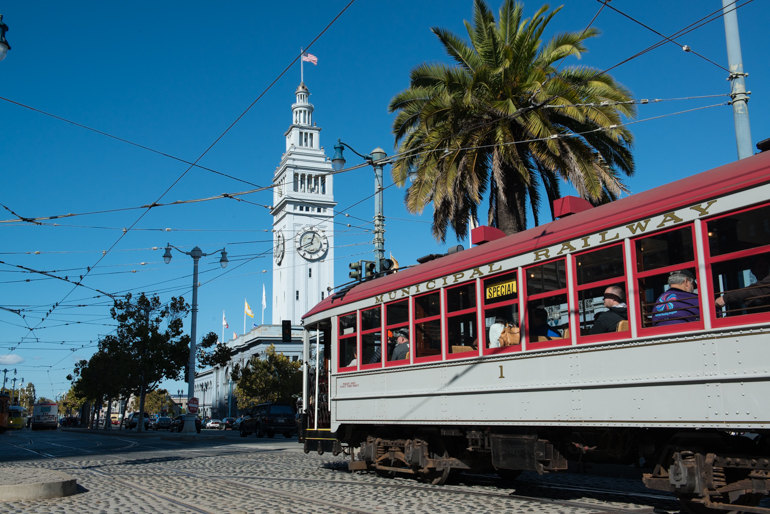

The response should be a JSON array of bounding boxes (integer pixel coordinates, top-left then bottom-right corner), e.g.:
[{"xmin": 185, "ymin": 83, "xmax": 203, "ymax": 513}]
[{"xmin": 0, "ymin": 429, "xmax": 681, "ymax": 514}]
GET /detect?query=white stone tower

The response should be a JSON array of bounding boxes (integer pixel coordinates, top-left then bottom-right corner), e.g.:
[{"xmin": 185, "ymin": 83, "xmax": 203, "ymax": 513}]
[{"xmin": 271, "ymin": 83, "xmax": 336, "ymax": 325}]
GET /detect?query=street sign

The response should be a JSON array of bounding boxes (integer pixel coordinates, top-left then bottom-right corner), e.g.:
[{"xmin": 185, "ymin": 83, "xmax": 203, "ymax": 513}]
[{"xmin": 188, "ymin": 397, "xmax": 199, "ymax": 414}]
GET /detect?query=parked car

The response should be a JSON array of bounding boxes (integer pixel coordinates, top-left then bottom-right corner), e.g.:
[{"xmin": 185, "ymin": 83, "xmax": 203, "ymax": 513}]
[
  {"xmin": 154, "ymin": 416, "xmax": 172, "ymax": 430},
  {"xmin": 219, "ymin": 417, "xmax": 236, "ymax": 430},
  {"xmin": 205, "ymin": 419, "xmax": 221, "ymax": 429},
  {"xmin": 240, "ymin": 403, "xmax": 295, "ymax": 438},
  {"xmin": 170, "ymin": 415, "xmax": 201, "ymax": 433},
  {"xmin": 123, "ymin": 412, "xmax": 150, "ymax": 430},
  {"xmin": 148, "ymin": 417, "xmax": 158, "ymax": 430},
  {"xmin": 232, "ymin": 415, "xmax": 250, "ymax": 431}
]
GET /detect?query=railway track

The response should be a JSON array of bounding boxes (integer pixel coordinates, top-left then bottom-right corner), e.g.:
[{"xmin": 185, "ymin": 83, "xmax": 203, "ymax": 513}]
[{"xmin": 1, "ymin": 436, "xmax": 680, "ymax": 514}]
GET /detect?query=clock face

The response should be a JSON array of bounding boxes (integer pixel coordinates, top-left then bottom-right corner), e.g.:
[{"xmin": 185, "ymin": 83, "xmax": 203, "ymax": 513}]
[
  {"xmin": 274, "ymin": 231, "xmax": 285, "ymax": 265},
  {"xmin": 295, "ymin": 226, "xmax": 328, "ymax": 260}
]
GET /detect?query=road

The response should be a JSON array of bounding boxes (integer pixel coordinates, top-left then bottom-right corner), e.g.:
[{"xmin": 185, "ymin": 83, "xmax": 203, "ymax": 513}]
[{"xmin": 0, "ymin": 428, "xmax": 681, "ymax": 514}]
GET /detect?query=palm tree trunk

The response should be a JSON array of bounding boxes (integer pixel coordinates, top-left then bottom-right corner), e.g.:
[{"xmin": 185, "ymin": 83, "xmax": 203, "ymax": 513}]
[{"xmin": 494, "ymin": 152, "xmax": 527, "ymax": 235}]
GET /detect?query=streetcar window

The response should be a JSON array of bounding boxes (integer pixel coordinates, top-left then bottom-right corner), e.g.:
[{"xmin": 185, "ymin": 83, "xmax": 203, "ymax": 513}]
[
  {"xmin": 482, "ymin": 271, "xmax": 520, "ymax": 353},
  {"xmin": 635, "ymin": 227, "xmax": 694, "ymax": 272},
  {"xmin": 708, "ymin": 204, "xmax": 770, "ymax": 323},
  {"xmin": 447, "ymin": 283, "xmax": 475, "ymax": 312},
  {"xmin": 385, "ymin": 300, "xmax": 409, "ymax": 364},
  {"xmin": 446, "ymin": 283, "xmax": 478, "ymax": 358},
  {"xmin": 414, "ymin": 292, "xmax": 442, "ymax": 361},
  {"xmin": 525, "ymin": 260, "xmax": 569, "ymax": 344},
  {"xmin": 360, "ymin": 306, "xmax": 382, "ymax": 367},
  {"xmin": 574, "ymin": 244, "xmax": 628, "ymax": 337},
  {"xmin": 386, "ymin": 300, "xmax": 408, "ymax": 326},
  {"xmin": 707, "ymin": 204, "xmax": 770, "ymax": 257},
  {"xmin": 338, "ymin": 312, "xmax": 358, "ymax": 371},
  {"xmin": 526, "ymin": 259, "xmax": 566, "ymax": 296},
  {"xmin": 635, "ymin": 226, "xmax": 701, "ymax": 330}
]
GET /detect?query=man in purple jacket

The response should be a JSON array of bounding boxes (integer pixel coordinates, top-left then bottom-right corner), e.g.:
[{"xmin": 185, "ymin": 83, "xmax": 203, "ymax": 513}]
[{"xmin": 652, "ymin": 270, "xmax": 700, "ymax": 326}]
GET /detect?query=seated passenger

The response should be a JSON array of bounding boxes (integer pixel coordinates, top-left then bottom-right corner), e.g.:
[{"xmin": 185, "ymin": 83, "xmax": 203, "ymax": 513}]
[
  {"xmin": 389, "ymin": 328, "xmax": 409, "ymax": 361},
  {"xmin": 651, "ymin": 270, "xmax": 700, "ymax": 326},
  {"xmin": 715, "ymin": 260, "xmax": 770, "ymax": 313},
  {"xmin": 487, "ymin": 318, "xmax": 507, "ymax": 348},
  {"xmin": 590, "ymin": 286, "xmax": 628, "ymax": 334},
  {"xmin": 369, "ymin": 331, "xmax": 397, "ymax": 364},
  {"xmin": 529, "ymin": 308, "xmax": 561, "ymax": 339}
]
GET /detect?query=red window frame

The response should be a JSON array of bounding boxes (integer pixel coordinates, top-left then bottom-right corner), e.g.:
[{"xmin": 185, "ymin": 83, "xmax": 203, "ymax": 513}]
[
  {"xmin": 571, "ymin": 242, "xmax": 632, "ymax": 344},
  {"xmin": 632, "ymin": 224, "xmax": 704, "ymax": 335},
  {"xmin": 384, "ymin": 299, "xmax": 410, "ymax": 368},
  {"xmin": 412, "ymin": 290, "xmax": 443, "ymax": 364},
  {"xmin": 337, "ymin": 311, "xmax": 358, "ymax": 372},
  {"xmin": 481, "ymin": 270, "xmax": 522, "ymax": 356},
  {"xmin": 360, "ymin": 306, "xmax": 383, "ymax": 370},
  {"xmin": 444, "ymin": 281, "xmax": 479, "ymax": 360},
  {"xmin": 522, "ymin": 259, "xmax": 572, "ymax": 350},
  {"xmin": 701, "ymin": 203, "xmax": 770, "ymax": 328}
]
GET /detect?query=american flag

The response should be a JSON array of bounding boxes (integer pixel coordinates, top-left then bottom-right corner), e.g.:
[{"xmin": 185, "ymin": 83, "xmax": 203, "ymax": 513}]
[{"xmin": 302, "ymin": 53, "xmax": 318, "ymax": 65}]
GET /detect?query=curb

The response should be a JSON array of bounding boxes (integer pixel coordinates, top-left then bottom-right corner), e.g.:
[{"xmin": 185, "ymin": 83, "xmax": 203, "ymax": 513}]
[
  {"xmin": 0, "ymin": 470, "xmax": 77, "ymax": 502},
  {"xmin": 60, "ymin": 428, "xmax": 226, "ymax": 440}
]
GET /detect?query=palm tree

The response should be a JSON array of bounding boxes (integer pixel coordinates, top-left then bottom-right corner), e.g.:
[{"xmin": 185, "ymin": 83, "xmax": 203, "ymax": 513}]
[{"xmin": 389, "ymin": 0, "xmax": 636, "ymax": 241}]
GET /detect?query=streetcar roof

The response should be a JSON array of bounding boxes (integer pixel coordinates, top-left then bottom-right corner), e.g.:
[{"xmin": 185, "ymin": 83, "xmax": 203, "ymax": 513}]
[{"xmin": 304, "ymin": 150, "xmax": 770, "ymax": 320}]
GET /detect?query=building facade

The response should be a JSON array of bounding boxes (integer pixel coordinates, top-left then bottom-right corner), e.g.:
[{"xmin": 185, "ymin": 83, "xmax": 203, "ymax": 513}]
[{"xmin": 194, "ymin": 82, "xmax": 335, "ymax": 418}]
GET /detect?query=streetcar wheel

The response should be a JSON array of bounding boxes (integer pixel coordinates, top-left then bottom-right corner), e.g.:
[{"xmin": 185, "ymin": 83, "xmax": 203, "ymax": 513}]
[
  {"xmin": 417, "ymin": 440, "xmax": 452, "ymax": 485},
  {"xmin": 375, "ymin": 468, "xmax": 396, "ymax": 479}
]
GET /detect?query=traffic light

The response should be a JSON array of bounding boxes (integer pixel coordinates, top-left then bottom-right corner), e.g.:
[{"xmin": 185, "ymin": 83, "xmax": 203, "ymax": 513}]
[
  {"xmin": 282, "ymin": 320, "xmax": 292, "ymax": 342},
  {"xmin": 380, "ymin": 258, "xmax": 394, "ymax": 272},
  {"xmin": 349, "ymin": 261, "xmax": 362, "ymax": 280},
  {"xmin": 364, "ymin": 261, "xmax": 376, "ymax": 279}
]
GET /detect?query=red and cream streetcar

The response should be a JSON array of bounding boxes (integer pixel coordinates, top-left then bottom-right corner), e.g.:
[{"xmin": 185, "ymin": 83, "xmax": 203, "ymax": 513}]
[{"xmin": 299, "ymin": 149, "xmax": 770, "ymax": 513}]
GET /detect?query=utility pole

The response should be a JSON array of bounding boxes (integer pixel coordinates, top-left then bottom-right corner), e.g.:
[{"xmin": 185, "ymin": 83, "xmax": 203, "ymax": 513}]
[{"xmin": 722, "ymin": 0, "xmax": 752, "ymax": 159}]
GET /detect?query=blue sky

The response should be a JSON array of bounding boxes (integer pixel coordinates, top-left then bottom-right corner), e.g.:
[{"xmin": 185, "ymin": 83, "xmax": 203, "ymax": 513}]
[{"xmin": 2, "ymin": 0, "xmax": 768, "ymax": 401}]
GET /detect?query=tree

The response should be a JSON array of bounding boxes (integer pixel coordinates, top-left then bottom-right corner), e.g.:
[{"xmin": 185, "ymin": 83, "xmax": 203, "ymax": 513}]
[
  {"xmin": 197, "ymin": 331, "xmax": 235, "ymax": 370},
  {"xmin": 143, "ymin": 388, "xmax": 175, "ymax": 416},
  {"xmin": 18, "ymin": 382, "xmax": 36, "ymax": 411},
  {"xmin": 232, "ymin": 344, "xmax": 302, "ymax": 409},
  {"xmin": 388, "ymin": 0, "xmax": 636, "ymax": 241},
  {"xmin": 110, "ymin": 293, "xmax": 191, "ymax": 431}
]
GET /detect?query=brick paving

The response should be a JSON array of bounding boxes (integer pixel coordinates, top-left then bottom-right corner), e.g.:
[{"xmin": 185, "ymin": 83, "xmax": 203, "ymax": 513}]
[{"xmin": 0, "ymin": 429, "xmax": 679, "ymax": 514}]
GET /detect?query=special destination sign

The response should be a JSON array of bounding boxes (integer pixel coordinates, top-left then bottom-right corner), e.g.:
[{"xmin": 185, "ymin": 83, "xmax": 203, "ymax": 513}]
[{"xmin": 486, "ymin": 279, "xmax": 517, "ymax": 300}]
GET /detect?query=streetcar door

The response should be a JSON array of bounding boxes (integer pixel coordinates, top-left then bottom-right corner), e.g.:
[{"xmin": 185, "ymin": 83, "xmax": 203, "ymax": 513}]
[{"xmin": 300, "ymin": 317, "xmax": 334, "ymax": 453}]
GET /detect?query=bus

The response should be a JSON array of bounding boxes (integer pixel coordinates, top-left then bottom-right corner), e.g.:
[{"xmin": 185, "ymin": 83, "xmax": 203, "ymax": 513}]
[
  {"xmin": 298, "ymin": 149, "xmax": 770, "ymax": 512},
  {"xmin": 0, "ymin": 393, "xmax": 9, "ymax": 432},
  {"xmin": 7, "ymin": 405, "xmax": 28, "ymax": 429},
  {"xmin": 31, "ymin": 401, "xmax": 59, "ymax": 430}
]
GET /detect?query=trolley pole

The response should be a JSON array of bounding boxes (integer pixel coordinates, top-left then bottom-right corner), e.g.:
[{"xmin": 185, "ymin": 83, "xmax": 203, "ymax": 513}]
[{"xmin": 722, "ymin": 0, "xmax": 752, "ymax": 160}]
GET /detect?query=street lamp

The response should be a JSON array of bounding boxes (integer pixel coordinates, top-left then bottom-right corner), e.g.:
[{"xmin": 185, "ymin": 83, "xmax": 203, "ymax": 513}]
[
  {"xmin": 0, "ymin": 15, "xmax": 10, "ymax": 62},
  {"xmin": 332, "ymin": 139, "xmax": 389, "ymax": 273},
  {"xmin": 163, "ymin": 243, "xmax": 228, "ymax": 434}
]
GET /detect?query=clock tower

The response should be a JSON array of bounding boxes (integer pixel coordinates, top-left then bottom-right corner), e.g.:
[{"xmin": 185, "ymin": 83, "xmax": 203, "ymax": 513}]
[{"xmin": 272, "ymin": 83, "xmax": 336, "ymax": 325}]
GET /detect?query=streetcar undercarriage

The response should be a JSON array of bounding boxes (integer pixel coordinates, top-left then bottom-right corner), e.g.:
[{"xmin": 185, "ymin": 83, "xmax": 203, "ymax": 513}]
[{"xmin": 309, "ymin": 424, "xmax": 770, "ymax": 512}]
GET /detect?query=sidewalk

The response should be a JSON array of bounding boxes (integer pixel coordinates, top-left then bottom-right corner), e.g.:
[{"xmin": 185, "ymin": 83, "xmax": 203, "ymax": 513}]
[{"xmin": 60, "ymin": 427, "xmax": 225, "ymax": 440}]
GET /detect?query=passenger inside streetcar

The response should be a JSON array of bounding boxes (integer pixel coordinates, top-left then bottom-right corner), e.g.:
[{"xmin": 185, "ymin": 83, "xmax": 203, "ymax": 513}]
[
  {"xmin": 590, "ymin": 286, "xmax": 629, "ymax": 334},
  {"xmin": 714, "ymin": 258, "xmax": 770, "ymax": 316},
  {"xmin": 651, "ymin": 270, "xmax": 700, "ymax": 326},
  {"xmin": 529, "ymin": 307, "xmax": 561, "ymax": 340}
]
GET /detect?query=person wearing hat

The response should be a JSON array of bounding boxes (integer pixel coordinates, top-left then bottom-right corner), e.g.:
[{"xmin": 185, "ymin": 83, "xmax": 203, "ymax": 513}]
[
  {"xmin": 651, "ymin": 270, "xmax": 700, "ymax": 326},
  {"xmin": 389, "ymin": 328, "xmax": 410, "ymax": 361}
]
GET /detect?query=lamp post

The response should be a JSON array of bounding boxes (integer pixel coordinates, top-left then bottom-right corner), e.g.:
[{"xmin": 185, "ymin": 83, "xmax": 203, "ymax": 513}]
[
  {"xmin": 1, "ymin": 368, "xmax": 14, "ymax": 391},
  {"xmin": 163, "ymin": 243, "xmax": 228, "ymax": 434},
  {"xmin": 332, "ymin": 140, "xmax": 388, "ymax": 273},
  {"xmin": 0, "ymin": 15, "xmax": 10, "ymax": 62}
]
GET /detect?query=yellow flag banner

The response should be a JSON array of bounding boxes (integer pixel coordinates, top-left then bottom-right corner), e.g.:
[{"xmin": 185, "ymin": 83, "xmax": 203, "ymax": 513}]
[{"xmin": 245, "ymin": 300, "xmax": 254, "ymax": 318}]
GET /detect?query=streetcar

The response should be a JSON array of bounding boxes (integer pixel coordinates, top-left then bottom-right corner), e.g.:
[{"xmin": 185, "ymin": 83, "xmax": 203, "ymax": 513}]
[
  {"xmin": 31, "ymin": 401, "xmax": 59, "ymax": 430},
  {"xmin": 0, "ymin": 393, "xmax": 9, "ymax": 432},
  {"xmin": 299, "ymin": 149, "xmax": 770, "ymax": 513},
  {"xmin": 7, "ymin": 404, "xmax": 28, "ymax": 429}
]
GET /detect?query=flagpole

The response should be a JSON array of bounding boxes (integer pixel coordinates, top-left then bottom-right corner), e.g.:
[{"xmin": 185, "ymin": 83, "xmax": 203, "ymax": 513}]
[
  {"xmin": 243, "ymin": 298, "xmax": 246, "ymax": 335},
  {"xmin": 222, "ymin": 310, "xmax": 224, "ymax": 343},
  {"xmin": 300, "ymin": 47, "xmax": 304, "ymax": 83}
]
